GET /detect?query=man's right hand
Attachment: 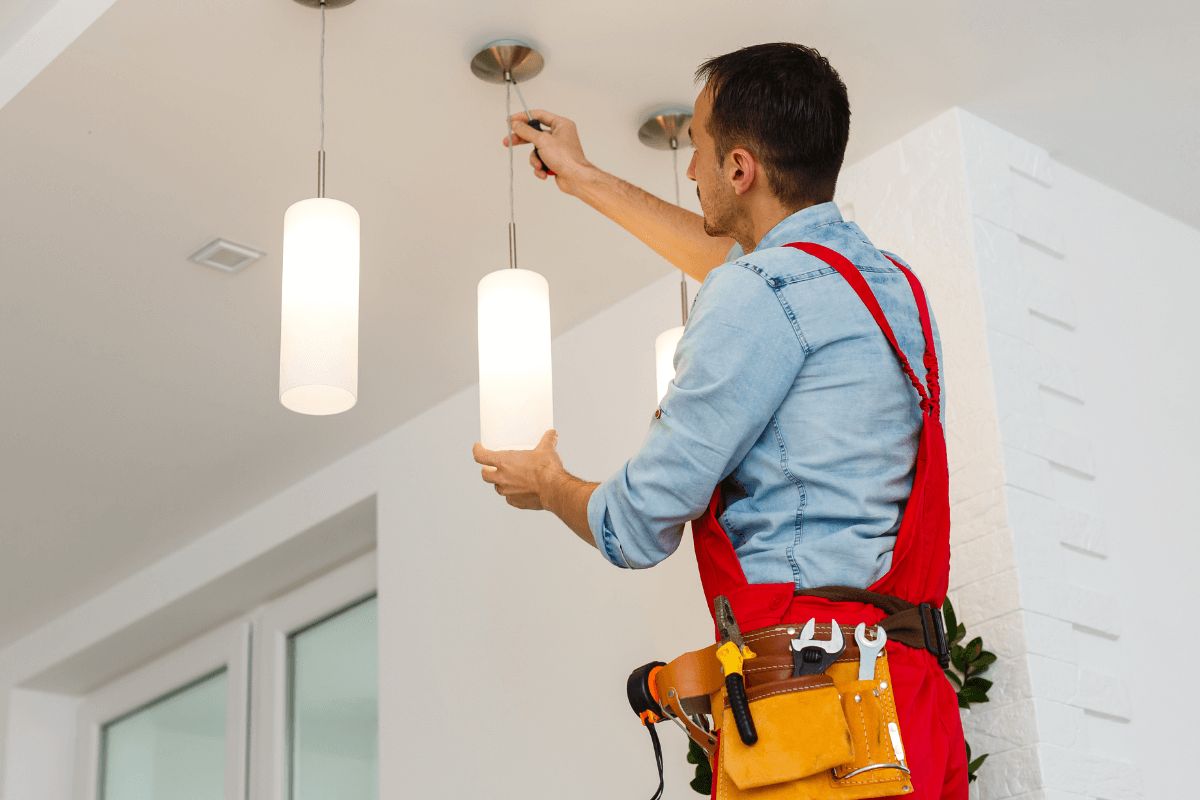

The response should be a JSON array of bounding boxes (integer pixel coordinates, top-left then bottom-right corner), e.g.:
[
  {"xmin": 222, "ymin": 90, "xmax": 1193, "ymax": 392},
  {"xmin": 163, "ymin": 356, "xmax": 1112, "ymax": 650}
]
[
  {"xmin": 502, "ymin": 108, "xmax": 733, "ymax": 283},
  {"xmin": 504, "ymin": 110, "xmax": 593, "ymax": 195}
]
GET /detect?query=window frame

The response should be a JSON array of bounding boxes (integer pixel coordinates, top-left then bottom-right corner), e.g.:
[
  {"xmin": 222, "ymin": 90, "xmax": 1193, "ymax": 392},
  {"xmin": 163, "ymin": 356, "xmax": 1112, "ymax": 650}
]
[
  {"xmin": 248, "ymin": 552, "xmax": 377, "ymax": 800},
  {"xmin": 73, "ymin": 619, "xmax": 251, "ymax": 800}
]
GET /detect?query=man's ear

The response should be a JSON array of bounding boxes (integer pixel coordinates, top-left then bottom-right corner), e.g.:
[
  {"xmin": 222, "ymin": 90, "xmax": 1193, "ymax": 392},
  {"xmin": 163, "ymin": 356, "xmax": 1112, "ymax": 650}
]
[{"xmin": 727, "ymin": 148, "xmax": 757, "ymax": 196}]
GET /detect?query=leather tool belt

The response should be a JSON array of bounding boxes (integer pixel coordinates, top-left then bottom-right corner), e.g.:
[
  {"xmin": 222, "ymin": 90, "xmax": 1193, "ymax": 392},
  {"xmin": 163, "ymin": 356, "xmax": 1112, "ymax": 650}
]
[{"xmin": 629, "ymin": 589, "xmax": 950, "ymax": 799}]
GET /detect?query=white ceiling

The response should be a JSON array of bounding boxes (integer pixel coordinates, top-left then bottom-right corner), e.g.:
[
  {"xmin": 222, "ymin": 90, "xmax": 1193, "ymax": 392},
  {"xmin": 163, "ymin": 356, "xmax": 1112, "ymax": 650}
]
[{"xmin": 0, "ymin": 0, "xmax": 1196, "ymax": 649}]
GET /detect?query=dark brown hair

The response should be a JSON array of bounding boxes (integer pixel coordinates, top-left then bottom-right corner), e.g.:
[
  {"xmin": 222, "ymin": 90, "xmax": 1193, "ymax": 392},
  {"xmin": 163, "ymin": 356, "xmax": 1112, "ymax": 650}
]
[{"xmin": 696, "ymin": 43, "xmax": 850, "ymax": 206}]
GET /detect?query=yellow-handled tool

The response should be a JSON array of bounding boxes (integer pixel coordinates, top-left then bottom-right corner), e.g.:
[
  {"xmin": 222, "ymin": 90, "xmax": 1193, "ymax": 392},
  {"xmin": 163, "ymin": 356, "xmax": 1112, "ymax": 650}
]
[{"xmin": 714, "ymin": 595, "xmax": 758, "ymax": 745}]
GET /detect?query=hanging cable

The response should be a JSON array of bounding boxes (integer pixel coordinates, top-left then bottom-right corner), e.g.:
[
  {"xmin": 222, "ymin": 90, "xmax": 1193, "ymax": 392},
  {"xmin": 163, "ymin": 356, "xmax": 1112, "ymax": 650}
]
[
  {"xmin": 671, "ymin": 141, "xmax": 681, "ymax": 206},
  {"xmin": 316, "ymin": 0, "xmax": 327, "ymax": 198},
  {"xmin": 645, "ymin": 724, "xmax": 665, "ymax": 800},
  {"xmin": 671, "ymin": 138, "xmax": 688, "ymax": 324},
  {"xmin": 320, "ymin": 1, "xmax": 326, "ymax": 151},
  {"xmin": 505, "ymin": 74, "xmax": 517, "ymax": 268}
]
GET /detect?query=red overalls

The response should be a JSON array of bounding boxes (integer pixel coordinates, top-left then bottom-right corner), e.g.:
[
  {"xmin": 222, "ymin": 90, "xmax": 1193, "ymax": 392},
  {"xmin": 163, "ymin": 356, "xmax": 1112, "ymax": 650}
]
[{"xmin": 691, "ymin": 242, "xmax": 968, "ymax": 800}]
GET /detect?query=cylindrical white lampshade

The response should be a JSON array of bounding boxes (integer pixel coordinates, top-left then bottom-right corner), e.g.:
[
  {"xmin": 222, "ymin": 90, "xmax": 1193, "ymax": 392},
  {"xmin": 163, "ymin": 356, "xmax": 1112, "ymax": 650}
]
[
  {"xmin": 279, "ymin": 197, "xmax": 360, "ymax": 416},
  {"xmin": 655, "ymin": 325, "xmax": 685, "ymax": 404},
  {"xmin": 477, "ymin": 268, "xmax": 554, "ymax": 450}
]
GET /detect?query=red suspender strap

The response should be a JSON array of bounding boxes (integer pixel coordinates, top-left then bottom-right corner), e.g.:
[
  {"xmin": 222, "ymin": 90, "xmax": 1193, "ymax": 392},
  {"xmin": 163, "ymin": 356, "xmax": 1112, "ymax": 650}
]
[
  {"xmin": 888, "ymin": 257, "xmax": 941, "ymax": 412},
  {"xmin": 784, "ymin": 242, "xmax": 936, "ymax": 413}
]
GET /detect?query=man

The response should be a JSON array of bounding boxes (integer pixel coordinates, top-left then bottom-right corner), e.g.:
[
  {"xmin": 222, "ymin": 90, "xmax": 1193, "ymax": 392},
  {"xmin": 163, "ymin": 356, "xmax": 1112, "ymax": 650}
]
[{"xmin": 473, "ymin": 43, "xmax": 966, "ymax": 799}]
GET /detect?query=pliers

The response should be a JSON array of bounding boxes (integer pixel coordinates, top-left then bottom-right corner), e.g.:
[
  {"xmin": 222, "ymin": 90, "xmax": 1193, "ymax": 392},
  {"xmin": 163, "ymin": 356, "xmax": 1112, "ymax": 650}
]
[{"xmin": 714, "ymin": 595, "xmax": 759, "ymax": 746}]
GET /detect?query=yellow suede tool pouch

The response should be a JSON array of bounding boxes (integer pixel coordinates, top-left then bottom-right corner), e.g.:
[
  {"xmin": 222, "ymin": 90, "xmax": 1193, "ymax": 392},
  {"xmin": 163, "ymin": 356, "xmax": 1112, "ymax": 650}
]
[
  {"xmin": 718, "ymin": 673, "xmax": 852, "ymax": 790},
  {"xmin": 714, "ymin": 643, "xmax": 912, "ymax": 800}
]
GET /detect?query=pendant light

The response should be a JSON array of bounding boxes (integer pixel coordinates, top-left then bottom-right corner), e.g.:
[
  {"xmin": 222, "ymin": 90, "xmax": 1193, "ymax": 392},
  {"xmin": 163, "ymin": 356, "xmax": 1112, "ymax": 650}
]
[
  {"xmin": 279, "ymin": 0, "xmax": 360, "ymax": 416},
  {"xmin": 471, "ymin": 40, "xmax": 554, "ymax": 451},
  {"xmin": 639, "ymin": 109, "xmax": 694, "ymax": 404}
]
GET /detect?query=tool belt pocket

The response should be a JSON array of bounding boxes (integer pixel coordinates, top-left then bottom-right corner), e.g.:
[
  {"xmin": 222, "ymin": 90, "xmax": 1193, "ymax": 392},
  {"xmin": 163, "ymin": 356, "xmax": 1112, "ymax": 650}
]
[
  {"xmin": 825, "ymin": 653, "xmax": 912, "ymax": 797},
  {"xmin": 719, "ymin": 673, "xmax": 853, "ymax": 790}
]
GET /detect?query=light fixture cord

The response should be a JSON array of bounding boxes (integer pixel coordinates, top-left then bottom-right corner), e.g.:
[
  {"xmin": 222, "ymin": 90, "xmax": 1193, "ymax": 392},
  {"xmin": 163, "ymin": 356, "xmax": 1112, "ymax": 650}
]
[
  {"xmin": 672, "ymin": 140, "xmax": 681, "ymax": 206},
  {"xmin": 505, "ymin": 74, "xmax": 517, "ymax": 269},
  {"xmin": 503, "ymin": 78, "xmax": 540, "ymax": 270},
  {"xmin": 672, "ymin": 138, "xmax": 688, "ymax": 325},
  {"xmin": 316, "ymin": 0, "xmax": 327, "ymax": 198}
]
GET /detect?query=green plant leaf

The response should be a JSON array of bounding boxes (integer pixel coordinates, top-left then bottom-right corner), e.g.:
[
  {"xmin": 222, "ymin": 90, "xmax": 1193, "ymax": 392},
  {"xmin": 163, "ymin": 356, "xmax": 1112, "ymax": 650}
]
[
  {"xmin": 968, "ymin": 752, "xmax": 989, "ymax": 784},
  {"xmin": 966, "ymin": 637, "xmax": 983, "ymax": 661},
  {"xmin": 971, "ymin": 651, "xmax": 997, "ymax": 673},
  {"xmin": 951, "ymin": 644, "xmax": 969, "ymax": 673},
  {"xmin": 963, "ymin": 676, "xmax": 994, "ymax": 696},
  {"xmin": 943, "ymin": 598, "xmax": 958, "ymax": 643},
  {"xmin": 687, "ymin": 739, "xmax": 712, "ymax": 795},
  {"xmin": 959, "ymin": 685, "xmax": 988, "ymax": 705},
  {"xmin": 945, "ymin": 669, "xmax": 963, "ymax": 688},
  {"xmin": 958, "ymin": 694, "xmax": 970, "ymax": 709}
]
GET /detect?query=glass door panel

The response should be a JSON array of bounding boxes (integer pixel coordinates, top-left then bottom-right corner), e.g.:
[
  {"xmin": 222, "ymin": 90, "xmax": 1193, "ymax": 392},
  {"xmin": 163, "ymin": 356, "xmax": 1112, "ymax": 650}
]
[
  {"xmin": 100, "ymin": 669, "xmax": 228, "ymax": 800},
  {"xmin": 288, "ymin": 596, "xmax": 378, "ymax": 800}
]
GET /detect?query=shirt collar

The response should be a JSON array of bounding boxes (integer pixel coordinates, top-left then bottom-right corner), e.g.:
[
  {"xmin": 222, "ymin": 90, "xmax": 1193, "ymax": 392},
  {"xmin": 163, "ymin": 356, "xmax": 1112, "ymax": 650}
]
[{"xmin": 752, "ymin": 201, "xmax": 844, "ymax": 252}]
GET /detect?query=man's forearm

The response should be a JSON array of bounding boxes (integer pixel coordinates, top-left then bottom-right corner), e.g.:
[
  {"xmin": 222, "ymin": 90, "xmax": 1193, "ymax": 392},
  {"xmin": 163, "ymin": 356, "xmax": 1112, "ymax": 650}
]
[
  {"xmin": 571, "ymin": 165, "xmax": 733, "ymax": 283},
  {"xmin": 540, "ymin": 468, "xmax": 600, "ymax": 549}
]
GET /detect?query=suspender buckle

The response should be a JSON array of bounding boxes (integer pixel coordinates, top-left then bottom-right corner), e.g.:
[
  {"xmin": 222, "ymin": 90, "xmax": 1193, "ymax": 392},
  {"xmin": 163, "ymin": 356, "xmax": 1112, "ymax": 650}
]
[{"xmin": 919, "ymin": 602, "xmax": 951, "ymax": 669}]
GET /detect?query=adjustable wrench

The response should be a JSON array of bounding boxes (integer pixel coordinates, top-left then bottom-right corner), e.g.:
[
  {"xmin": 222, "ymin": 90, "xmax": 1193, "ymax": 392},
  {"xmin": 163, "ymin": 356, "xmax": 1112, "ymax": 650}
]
[{"xmin": 790, "ymin": 619, "xmax": 845, "ymax": 676}]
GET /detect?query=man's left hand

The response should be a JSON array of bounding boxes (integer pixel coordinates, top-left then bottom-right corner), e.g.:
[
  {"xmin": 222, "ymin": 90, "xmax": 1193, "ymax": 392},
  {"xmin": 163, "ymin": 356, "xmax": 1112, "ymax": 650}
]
[{"xmin": 473, "ymin": 429, "xmax": 563, "ymax": 510}]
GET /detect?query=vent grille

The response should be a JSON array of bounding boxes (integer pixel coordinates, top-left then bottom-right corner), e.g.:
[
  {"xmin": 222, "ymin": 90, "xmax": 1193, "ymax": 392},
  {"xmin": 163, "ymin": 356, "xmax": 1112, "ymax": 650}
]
[{"xmin": 189, "ymin": 239, "xmax": 265, "ymax": 273}]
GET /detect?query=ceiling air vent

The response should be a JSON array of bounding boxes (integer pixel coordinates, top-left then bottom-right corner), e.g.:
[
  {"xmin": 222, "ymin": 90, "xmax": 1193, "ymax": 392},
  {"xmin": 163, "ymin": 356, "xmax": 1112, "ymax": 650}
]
[{"xmin": 189, "ymin": 239, "xmax": 265, "ymax": 274}]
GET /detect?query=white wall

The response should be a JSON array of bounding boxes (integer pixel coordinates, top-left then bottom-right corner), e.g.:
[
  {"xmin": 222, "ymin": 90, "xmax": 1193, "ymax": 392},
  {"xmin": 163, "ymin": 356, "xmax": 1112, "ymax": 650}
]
[
  {"xmin": 371, "ymin": 272, "xmax": 713, "ymax": 798},
  {"xmin": 2, "ymin": 690, "xmax": 79, "ymax": 800},
  {"xmin": 962, "ymin": 112, "xmax": 1200, "ymax": 800},
  {"xmin": 1065, "ymin": 166, "xmax": 1200, "ymax": 800}
]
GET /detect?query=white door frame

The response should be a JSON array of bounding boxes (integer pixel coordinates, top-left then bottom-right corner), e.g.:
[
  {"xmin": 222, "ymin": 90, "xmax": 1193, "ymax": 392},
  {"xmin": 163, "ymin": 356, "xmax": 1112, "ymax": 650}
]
[
  {"xmin": 73, "ymin": 620, "xmax": 251, "ymax": 800},
  {"xmin": 249, "ymin": 552, "xmax": 377, "ymax": 800}
]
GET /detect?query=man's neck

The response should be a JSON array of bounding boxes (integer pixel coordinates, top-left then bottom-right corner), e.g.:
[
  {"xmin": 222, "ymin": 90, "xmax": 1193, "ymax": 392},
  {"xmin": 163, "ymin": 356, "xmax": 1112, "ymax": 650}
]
[{"xmin": 739, "ymin": 199, "xmax": 817, "ymax": 254}]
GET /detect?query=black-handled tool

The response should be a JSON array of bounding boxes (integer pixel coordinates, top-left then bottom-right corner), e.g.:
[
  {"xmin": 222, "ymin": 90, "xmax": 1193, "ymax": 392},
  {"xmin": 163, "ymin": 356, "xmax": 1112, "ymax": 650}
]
[
  {"xmin": 527, "ymin": 119, "xmax": 555, "ymax": 176},
  {"xmin": 715, "ymin": 595, "xmax": 758, "ymax": 746},
  {"xmin": 725, "ymin": 670, "xmax": 756, "ymax": 745},
  {"xmin": 506, "ymin": 75, "xmax": 555, "ymax": 178},
  {"xmin": 790, "ymin": 618, "xmax": 846, "ymax": 676}
]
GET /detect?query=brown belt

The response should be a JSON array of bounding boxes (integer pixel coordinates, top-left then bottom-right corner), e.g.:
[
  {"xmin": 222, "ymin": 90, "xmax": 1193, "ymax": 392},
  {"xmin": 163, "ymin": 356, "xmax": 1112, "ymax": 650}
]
[
  {"xmin": 658, "ymin": 586, "xmax": 950, "ymax": 698},
  {"xmin": 798, "ymin": 586, "xmax": 950, "ymax": 668},
  {"xmin": 650, "ymin": 587, "xmax": 949, "ymax": 753}
]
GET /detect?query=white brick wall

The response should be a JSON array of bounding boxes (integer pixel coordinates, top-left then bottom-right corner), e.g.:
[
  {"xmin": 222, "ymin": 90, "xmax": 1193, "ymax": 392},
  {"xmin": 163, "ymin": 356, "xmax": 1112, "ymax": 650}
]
[{"xmin": 959, "ymin": 112, "xmax": 1143, "ymax": 800}]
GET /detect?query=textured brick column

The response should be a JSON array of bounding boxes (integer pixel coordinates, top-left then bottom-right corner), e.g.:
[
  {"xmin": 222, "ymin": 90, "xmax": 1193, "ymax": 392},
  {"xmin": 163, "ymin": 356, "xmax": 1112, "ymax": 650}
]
[{"xmin": 961, "ymin": 113, "xmax": 1140, "ymax": 800}]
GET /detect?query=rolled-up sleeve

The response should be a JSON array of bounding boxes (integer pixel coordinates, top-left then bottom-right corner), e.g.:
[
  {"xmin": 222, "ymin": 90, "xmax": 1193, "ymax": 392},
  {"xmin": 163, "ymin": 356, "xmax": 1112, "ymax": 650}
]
[{"xmin": 588, "ymin": 263, "xmax": 808, "ymax": 569}]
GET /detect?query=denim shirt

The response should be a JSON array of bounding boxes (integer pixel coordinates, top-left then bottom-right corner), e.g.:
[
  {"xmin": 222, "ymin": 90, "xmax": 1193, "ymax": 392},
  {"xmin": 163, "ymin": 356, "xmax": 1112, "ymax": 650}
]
[{"xmin": 586, "ymin": 202, "xmax": 943, "ymax": 589}]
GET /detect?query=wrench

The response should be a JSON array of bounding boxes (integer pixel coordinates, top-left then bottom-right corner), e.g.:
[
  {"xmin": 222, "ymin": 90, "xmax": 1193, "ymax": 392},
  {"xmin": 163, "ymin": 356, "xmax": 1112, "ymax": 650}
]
[
  {"xmin": 854, "ymin": 623, "xmax": 888, "ymax": 681},
  {"xmin": 790, "ymin": 618, "xmax": 845, "ymax": 676}
]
